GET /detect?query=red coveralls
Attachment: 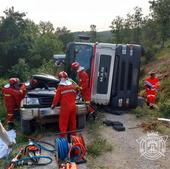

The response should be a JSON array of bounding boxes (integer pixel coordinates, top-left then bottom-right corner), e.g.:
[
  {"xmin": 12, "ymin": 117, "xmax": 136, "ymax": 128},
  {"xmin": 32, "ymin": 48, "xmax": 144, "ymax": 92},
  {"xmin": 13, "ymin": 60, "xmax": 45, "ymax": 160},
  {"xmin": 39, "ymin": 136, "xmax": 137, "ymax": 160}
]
[
  {"xmin": 145, "ymin": 76, "xmax": 160, "ymax": 107},
  {"xmin": 78, "ymin": 70, "xmax": 94, "ymax": 113},
  {"xmin": 18, "ymin": 83, "xmax": 28, "ymax": 104},
  {"xmin": 2, "ymin": 85, "xmax": 25, "ymax": 124},
  {"xmin": 52, "ymin": 84, "xmax": 77, "ymax": 137}
]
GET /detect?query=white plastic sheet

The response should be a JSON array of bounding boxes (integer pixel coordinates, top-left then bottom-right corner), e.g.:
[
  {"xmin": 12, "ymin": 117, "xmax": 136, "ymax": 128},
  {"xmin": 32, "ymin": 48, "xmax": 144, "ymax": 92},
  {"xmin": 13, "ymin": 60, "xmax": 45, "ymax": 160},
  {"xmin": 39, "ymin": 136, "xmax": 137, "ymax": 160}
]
[{"xmin": 0, "ymin": 129, "xmax": 16, "ymax": 159}]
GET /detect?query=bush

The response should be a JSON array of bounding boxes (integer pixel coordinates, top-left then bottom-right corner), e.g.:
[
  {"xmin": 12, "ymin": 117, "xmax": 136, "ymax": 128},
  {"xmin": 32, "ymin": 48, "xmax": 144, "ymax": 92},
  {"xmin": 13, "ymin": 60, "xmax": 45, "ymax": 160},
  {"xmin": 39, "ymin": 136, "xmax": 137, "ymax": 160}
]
[
  {"xmin": 37, "ymin": 59, "xmax": 64, "ymax": 76},
  {"xmin": 9, "ymin": 58, "xmax": 31, "ymax": 81},
  {"xmin": 159, "ymin": 101, "xmax": 170, "ymax": 118},
  {"xmin": 87, "ymin": 136, "xmax": 112, "ymax": 158},
  {"xmin": 160, "ymin": 77, "xmax": 170, "ymax": 99},
  {"xmin": 132, "ymin": 107, "xmax": 145, "ymax": 118}
]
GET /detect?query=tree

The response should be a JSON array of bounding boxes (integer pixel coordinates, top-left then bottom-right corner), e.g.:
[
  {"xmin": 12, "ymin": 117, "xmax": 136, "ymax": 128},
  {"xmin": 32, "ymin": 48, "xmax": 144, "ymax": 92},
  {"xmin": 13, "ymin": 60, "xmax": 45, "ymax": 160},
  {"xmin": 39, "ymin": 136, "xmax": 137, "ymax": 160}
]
[
  {"xmin": 90, "ymin": 24, "xmax": 97, "ymax": 42},
  {"xmin": 28, "ymin": 32, "xmax": 63, "ymax": 67},
  {"xmin": 110, "ymin": 16, "xmax": 124, "ymax": 43},
  {"xmin": 56, "ymin": 26, "xmax": 74, "ymax": 51},
  {"xmin": 123, "ymin": 13, "xmax": 134, "ymax": 43},
  {"xmin": 39, "ymin": 21, "xmax": 54, "ymax": 34},
  {"xmin": 0, "ymin": 7, "xmax": 27, "ymax": 71},
  {"xmin": 142, "ymin": 16, "xmax": 160, "ymax": 48},
  {"xmin": 149, "ymin": 0, "xmax": 170, "ymax": 48},
  {"xmin": 0, "ymin": 7, "xmax": 26, "ymax": 41},
  {"xmin": 132, "ymin": 7, "xmax": 143, "ymax": 43}
]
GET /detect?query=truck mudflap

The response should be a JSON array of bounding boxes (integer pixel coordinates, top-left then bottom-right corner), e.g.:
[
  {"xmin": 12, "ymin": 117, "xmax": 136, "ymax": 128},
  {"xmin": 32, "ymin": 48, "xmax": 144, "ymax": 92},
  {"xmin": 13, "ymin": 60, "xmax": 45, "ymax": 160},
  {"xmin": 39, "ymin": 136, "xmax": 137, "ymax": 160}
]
[
  {"xmin": 21, "ymin": 104, "xmax": 87, "ymax": 120},
  {"xmin": 91, "ymin": 43, "xmax": 116, "ymax": 105}
]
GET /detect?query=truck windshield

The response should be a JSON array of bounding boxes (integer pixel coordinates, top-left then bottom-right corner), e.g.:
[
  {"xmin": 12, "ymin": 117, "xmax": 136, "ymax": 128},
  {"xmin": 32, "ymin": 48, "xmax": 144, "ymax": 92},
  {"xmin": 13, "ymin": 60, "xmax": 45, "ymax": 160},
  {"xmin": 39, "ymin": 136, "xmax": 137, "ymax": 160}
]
[
  {"xmin": 65, "ymin": 43, "xmax": 93, "ymax": 81},
  {"xmin": 74, "ymin": 44, "xmax": 93, "ymax": 71}
]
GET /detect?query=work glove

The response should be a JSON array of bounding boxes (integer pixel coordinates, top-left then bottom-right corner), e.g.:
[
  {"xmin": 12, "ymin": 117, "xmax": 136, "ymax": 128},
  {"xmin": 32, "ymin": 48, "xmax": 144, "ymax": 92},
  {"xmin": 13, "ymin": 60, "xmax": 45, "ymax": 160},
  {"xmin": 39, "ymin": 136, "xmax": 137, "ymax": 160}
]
[
  {"xmin": 146, "ymin": 85, "xmax": 152, "ymax": 90},
  {"xmin": 77, "ymin": 86, "xmax": 82, "ymax": 90},
  {"xmin": 51, "ymin": 105, "xmax": 55, "ymax": 109}
]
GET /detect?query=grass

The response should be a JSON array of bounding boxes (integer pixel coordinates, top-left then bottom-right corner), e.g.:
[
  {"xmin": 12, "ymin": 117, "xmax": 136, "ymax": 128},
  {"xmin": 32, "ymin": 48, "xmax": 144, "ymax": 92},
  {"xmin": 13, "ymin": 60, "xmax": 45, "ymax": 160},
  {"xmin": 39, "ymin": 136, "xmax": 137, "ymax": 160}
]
[
  {"xmin": 0, "ymin": 99, "xmax": 6, "ymax": 122},
  {"xmin": 86, "ymin": 116, "xmax": 113, "ymax": 158},
  {"xmin": 132, "ymin": 106, "xmax": 160, "ymax": 119},
  {"xmin": 87, "ymin": 136, "xmax": 113, "ymax": 158}
]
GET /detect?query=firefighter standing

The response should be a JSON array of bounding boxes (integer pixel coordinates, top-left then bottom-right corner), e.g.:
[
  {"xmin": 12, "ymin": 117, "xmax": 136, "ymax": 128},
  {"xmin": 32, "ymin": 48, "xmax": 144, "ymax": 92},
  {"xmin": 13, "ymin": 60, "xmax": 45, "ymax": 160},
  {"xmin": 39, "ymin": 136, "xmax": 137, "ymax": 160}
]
[
  {"xmin": 2, "ymin": 78, "xmax": 26, "ymax": 130},
  {"xmin": 144, "ymin": 71, "xmax": 160, "ymax": 109},
  {"xmin": 51, "ymin": 71, "xmax": 77, "ymax": 137},
  {"xmin": 71, "ymin": 62, "xmax": 95, "ymax": 119}
]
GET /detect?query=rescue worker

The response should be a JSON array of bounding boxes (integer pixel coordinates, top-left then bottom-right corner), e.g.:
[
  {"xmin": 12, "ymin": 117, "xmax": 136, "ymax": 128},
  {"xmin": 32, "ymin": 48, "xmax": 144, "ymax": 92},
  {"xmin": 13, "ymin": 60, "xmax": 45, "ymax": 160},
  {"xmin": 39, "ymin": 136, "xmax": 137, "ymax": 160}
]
[
  {"xmin": 51, "ymin": 71, "xmax": 77, "ymax": 137},
  {"xmin": 20, "ymin": 78, "xmax": 38, "ymax": 91},
  {"xmin": 71, "ymin": 62, "xmax": 95, "ymax": 120},
  {"xmin": 144, "ymin": 71, "xmax": 160, "ymax": 109},
  {"xmin": 2, "ymin": 78, "xmax": 26, "ymax": 130}
]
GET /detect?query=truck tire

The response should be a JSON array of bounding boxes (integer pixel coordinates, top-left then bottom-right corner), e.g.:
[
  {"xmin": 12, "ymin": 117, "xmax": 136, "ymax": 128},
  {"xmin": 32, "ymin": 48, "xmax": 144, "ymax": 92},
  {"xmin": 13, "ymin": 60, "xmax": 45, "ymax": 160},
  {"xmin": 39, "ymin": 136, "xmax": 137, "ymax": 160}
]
[
  {"xmin": 21, "ymin": 119, "xmax": 32, "ymax": 135},
  {"xmin": 77, "ymin": 114, "xmax": 86, "ymax": 129},
  {"xmin": 112, "ymin": 125, "xmax": 126, "ymax": 132}
]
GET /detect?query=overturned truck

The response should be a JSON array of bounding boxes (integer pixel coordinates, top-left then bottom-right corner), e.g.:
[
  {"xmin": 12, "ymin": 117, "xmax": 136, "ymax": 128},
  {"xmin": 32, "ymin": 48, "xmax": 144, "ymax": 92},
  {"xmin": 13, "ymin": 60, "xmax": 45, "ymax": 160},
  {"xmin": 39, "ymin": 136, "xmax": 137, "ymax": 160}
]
[{"xmin": 65, "ymin": 42, "xmax": 143, "ymax": 109}]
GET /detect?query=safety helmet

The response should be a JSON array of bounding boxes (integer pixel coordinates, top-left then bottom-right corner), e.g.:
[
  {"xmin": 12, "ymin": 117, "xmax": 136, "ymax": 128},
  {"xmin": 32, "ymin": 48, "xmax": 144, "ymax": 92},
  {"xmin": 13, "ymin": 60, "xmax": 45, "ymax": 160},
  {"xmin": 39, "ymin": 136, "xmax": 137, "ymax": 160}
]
[
  {"xmin": 71, "ymin": 62, "xmax": 80, "ymax": 71},
  {"xmin": 9, "ymin": 78, "xmax": 18, "ymax": 85},
  {"xmin": 58, "ymin": 71, "xmax": 68, "ymax": 79}
]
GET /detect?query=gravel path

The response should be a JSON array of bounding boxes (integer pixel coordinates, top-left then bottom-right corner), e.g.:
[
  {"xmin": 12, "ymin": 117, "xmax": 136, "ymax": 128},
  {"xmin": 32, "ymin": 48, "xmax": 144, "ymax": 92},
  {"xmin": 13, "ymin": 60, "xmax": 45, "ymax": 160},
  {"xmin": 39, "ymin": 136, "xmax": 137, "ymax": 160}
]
[{"xmin": 18, "ymin": 113, "xmax": 170, "ymax": 169}]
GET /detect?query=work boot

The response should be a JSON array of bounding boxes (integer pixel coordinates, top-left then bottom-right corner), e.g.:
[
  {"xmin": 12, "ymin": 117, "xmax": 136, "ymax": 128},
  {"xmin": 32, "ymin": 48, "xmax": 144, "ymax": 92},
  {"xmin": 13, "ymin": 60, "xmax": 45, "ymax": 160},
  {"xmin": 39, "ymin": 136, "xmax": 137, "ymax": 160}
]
[{"xmin": 7, "ymin": 122, "xmax": 15, "ymax": 130}]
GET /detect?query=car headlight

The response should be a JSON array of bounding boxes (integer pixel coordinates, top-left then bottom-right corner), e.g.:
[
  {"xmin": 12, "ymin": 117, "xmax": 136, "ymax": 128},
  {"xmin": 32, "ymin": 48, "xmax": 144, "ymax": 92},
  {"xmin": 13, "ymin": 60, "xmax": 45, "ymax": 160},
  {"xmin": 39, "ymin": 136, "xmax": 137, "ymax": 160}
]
[{"xmin": 22, "ymin": 97, "xmax": 40, "ymax": 106}]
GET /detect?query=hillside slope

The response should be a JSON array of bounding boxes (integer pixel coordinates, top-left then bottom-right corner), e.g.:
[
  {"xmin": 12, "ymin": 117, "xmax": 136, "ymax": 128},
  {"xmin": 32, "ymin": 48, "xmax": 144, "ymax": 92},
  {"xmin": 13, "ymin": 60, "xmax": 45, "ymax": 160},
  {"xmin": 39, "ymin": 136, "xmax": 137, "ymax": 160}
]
[{"xmin": 139, "ymin": 47, "xmax": 170, "ymax": 119}]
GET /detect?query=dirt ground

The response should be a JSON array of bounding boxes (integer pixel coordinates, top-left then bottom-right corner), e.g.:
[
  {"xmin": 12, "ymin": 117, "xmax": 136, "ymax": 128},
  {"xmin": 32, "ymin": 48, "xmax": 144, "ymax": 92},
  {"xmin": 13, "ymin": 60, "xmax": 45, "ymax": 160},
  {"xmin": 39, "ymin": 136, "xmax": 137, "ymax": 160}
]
[
  {"xmin": 87, "ymin": 113, "xmax": 170, "ymax": 169},
  {"xmin": 9, "ymin": 112, "xmax": 170, "ymax": 169}
]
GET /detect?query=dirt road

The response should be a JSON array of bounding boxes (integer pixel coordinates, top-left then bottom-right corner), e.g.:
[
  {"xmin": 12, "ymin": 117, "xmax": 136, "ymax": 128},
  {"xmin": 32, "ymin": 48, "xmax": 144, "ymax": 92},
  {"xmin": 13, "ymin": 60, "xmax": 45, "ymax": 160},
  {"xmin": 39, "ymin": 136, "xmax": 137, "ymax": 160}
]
[
  {"xmin": 88, "ymin": 113, "xmax": 170, "ymax": 169},
  {"xmin": 23, "ymin": 113, "xmax": 170, "ymax": 169}
]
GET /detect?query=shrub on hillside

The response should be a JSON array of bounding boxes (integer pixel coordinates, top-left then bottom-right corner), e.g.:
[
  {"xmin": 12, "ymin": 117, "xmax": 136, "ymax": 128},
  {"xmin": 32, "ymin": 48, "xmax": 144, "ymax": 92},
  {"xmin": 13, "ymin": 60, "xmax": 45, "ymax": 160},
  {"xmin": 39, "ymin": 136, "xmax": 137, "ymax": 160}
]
[
  {"xmin": 37, "ymin": 59, "xmax": 63, "ymax": 76},
  {"xmin": 0, "ymin": 78, "xmax": 8, "ymax": 98},
  {"xmin": 9, "ymin": 58, "xmax": 31, "ymax": 81},
  {"xmin": 160, "ymin": 77, "xmax": 170, "ymax": 99},
  {"xmin": 159, "ymin": 101, "xmax": 170, "ymax": 118}
]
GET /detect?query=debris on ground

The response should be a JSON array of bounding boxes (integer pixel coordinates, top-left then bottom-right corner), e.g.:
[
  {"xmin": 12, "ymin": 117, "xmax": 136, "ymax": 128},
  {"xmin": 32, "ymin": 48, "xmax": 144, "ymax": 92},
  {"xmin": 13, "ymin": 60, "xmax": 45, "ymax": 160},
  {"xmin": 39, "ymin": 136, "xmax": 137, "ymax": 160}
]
[{"xmin": 103, "ymin": 120, "xmax": 126, "ymax": 132}]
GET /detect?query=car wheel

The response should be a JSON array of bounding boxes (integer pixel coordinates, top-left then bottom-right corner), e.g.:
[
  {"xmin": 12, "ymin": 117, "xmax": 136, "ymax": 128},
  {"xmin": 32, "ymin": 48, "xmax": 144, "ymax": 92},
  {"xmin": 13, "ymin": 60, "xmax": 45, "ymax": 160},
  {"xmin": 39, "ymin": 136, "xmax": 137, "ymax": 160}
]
[
  {"xmin": 21, "ymin": 119, "xmax": 33, "ymax": 135},
  {"xmin": 77, "ymin": 114, "xmax": 86, "ymax": 129}
]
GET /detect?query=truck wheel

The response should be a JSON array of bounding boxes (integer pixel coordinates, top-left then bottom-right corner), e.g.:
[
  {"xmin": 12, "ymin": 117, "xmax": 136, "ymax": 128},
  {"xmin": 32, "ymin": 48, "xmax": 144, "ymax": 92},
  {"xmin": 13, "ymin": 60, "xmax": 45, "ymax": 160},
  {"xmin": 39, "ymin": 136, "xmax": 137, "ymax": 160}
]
[
  {"xmin": 21, "ymin": 119, "xmax": 33, "ymax": 135},
  {"xmin": 77, "ymin": 114, "xmax": 86, "ymax": 129}
]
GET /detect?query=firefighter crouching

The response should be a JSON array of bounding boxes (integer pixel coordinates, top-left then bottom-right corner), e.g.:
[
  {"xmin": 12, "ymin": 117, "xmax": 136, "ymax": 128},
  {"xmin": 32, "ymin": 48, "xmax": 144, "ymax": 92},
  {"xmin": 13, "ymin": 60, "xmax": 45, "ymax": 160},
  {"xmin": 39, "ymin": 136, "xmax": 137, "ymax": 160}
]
[
  {"xmin": 144, "ymin": 71, "xmax": 160, "ymax": 109},
  {"xmin": 71, "ymin": 62, "xmax": 95, "ymax": 120},
  {"xmin": 2, "ymin": 78, "xmax": 26, "ymax": 130},
  {"xmin": 51, "ymin": 71, "xmax": 77, "ymax": 137}
]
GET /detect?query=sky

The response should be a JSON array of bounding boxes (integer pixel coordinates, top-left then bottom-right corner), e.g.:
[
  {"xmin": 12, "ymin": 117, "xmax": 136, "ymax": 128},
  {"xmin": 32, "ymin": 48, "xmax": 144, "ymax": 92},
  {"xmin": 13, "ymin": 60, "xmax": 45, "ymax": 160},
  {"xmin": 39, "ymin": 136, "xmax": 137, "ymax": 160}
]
[{"xmin": 0, "ymin": 0, "xmax": 150, "ymax": 32}]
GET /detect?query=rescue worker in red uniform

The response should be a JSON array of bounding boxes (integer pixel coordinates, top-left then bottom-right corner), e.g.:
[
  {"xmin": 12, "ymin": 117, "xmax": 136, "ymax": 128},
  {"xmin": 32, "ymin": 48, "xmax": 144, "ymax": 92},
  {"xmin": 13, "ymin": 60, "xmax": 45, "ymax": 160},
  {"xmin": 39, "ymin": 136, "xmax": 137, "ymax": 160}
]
[
  {"xmin": 18, "ymin": 79, "xmax": 38, "ymax": 106},
  {"xmin": 144, "ymin": 71, "xmax": 160, "ymax": 109},
  {"xmin": 2, "ymin": 78, "xmax": 26, "ymax": 130},
  {"xmin": 51, "ymin": 71, "xmax": 77, "ymax": 137},
  {"xmin": 71, "ymin": 62, "xmax": 95, "ymax": 120}
]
